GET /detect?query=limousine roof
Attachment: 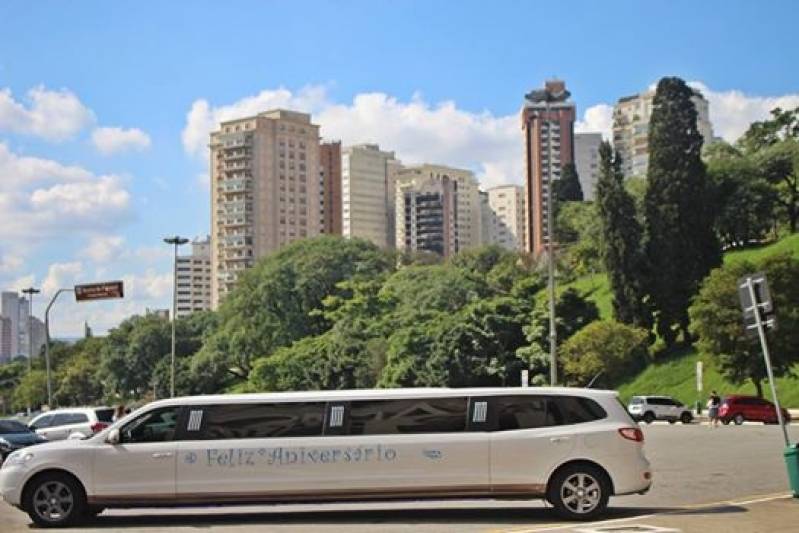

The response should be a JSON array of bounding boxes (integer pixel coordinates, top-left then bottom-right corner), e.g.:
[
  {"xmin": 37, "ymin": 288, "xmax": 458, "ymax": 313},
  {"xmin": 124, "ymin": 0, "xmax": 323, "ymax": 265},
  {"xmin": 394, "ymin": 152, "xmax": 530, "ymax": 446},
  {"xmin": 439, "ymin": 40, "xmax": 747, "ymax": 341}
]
[{"xmin": 146, "ymin": 387, "xmax": 618, "ymax": 408}]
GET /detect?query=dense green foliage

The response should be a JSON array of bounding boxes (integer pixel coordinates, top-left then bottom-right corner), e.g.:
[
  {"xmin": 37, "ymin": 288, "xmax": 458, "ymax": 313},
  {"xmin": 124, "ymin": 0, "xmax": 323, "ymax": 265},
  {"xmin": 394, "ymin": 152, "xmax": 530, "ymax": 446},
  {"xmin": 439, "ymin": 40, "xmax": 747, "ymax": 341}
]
[
  {"xmin": 595, "ymin": 141, "xmax": 651, "ymax": 330},
  {"xmin": 644, "ymin": 77, "xmax": 721, "ymax": 346},
  {"xmin": 690, "ymin": 253, "xmax": 799, "ymax": 397}
]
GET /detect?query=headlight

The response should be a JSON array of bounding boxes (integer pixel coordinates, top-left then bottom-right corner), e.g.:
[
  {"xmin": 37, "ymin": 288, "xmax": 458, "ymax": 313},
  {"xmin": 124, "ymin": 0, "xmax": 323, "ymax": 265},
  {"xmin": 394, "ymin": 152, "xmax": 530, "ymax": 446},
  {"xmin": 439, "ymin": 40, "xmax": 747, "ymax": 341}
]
[
  {"xmin": 0, "ymin": 438, "xmax": 11, "ymax": 450},
  {"xmin": 2, "ymin": 451, "xmax": 34, "ymax": 468}
]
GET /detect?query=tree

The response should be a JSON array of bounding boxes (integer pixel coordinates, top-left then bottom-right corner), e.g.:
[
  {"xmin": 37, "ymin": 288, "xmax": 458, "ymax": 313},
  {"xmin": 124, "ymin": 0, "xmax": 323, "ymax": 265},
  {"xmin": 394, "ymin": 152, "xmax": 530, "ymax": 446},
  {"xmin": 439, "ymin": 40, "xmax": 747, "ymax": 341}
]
[
  {"xmin": 690, "ymin": 253, "xmax": 799, "ymax": 398},
  {"xmin": 554, "ymin": 163, "xmax": 584, "ymax": 202},
  {"xmin": 560, "ymin": 320, "xmax": 650, "ymax": 387},
  {"xmin": 595, "ymin": 141, "xmax": 652, "ymax": 330},
  {"xmin": 706, "ymin": 144, "xmax": 777, "ymax": 247},
  {"xmin": 738, "ymin": 107, "xmax": 799, "ymax": 233},
  {"xmin": 644, "ymin": 77, "xmax": 721, "ymax": 346},
  {"xmin": 757, "ymin": 140, "xmax": 799, "ymax": 233},
  {"xmin": 516, "ymin": 288, "xmax": 599, "ymax": 383},
  {"xmin": 194, "ymin": 237, "xmax": 392, "ymax": 386},
  {"xmin": 53, "ymin": 338, "xmax": 105, "ymax": 406}
]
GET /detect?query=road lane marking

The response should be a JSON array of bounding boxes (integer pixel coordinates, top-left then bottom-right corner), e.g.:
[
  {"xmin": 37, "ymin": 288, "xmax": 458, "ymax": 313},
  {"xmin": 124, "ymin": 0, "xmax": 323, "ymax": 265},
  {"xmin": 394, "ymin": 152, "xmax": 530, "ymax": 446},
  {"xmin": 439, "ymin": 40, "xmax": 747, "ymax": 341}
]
[{"xmin": 492, "ymin": 492, "xmax": 793, "ymax": 533}]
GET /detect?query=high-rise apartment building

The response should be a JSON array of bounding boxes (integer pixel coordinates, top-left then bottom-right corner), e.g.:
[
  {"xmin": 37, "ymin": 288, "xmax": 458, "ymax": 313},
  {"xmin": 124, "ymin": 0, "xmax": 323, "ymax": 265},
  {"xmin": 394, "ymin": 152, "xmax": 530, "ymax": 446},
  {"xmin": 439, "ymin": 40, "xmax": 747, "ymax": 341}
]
[
  {"xmin": 486, "ymin": 184, "xmax": 526, "ymax": 251},
  {"xmin": 176, "ymin": 236, "xmax": 212, "ymax": 318},
  {"xmin": 396, "ymin": 164, "xmax": 482, "ymax": 251},
  {"xmin": 341, "ymin": 144, "xmax": 400, "ymax": 248},
  {"xmin": 319, "ymin": 141, "xmax": 342, "ymax": 236},
  {"xmin": 521, "ymin": 80, "xmax": 576, "ymax": 256},
  {"xmin": 613, "ymin": 87, "xmax": 713, "ymax": 178},
  {"xmin": 574, "ymin": 133, "xmax": 602, "ymax": 201},
  {"xmin": 0, "ymin": 316, "xmax": 12, "ymax": 363},
  {"xmin": 210, "ymin": 110, "xmax": 322, "ymax": 308},
  {"xmin": 395, "ymin": 169, "xmax": 458, "ymax": 257},
  {"xmin": 1, "ymin": 292, "xmax": 23, "ymax": 360}
]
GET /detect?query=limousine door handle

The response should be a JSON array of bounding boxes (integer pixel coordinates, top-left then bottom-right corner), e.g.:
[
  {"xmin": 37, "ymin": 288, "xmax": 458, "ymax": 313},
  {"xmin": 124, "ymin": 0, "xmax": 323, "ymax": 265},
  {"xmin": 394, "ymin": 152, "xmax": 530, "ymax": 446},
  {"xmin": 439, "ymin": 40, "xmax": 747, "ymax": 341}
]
[
  {"xmin": 550, "ymin": 436, "xmax": 570, "ymax": 444},
  {"xmin": 151, "ymin": 452, "xmax": 174, "ymax": 459}
]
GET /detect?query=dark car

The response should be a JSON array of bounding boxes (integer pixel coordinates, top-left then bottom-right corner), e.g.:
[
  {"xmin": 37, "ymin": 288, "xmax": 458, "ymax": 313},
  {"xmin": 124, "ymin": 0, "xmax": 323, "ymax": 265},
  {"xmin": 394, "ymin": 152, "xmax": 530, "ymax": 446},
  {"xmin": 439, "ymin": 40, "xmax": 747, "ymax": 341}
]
[
  {"xmin": 0, "ymin": 419, "xmax": 48, "ymax": 462},
  {"xmin": 718, "ymin": 395, "xmax": 791, "ymax": 425}
]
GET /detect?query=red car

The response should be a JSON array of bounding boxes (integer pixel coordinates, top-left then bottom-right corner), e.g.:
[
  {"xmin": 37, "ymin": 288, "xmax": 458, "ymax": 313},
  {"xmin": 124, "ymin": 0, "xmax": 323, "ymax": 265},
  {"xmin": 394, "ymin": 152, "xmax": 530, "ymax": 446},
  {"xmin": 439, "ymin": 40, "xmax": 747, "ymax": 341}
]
[{"xmin": 719, "ymin": 395, "xmax": 791, "ymax": 425}]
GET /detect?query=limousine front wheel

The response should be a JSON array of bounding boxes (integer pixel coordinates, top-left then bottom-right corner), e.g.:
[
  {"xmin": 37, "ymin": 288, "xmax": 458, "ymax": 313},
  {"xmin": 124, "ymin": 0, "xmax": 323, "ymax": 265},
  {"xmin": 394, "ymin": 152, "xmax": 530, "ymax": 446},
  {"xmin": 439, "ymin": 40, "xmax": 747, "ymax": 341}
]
[
  {"xmin": 23, "ymin": 472, "xmax": 86, "ymax": 528},
  {"xmin": 548, "ymin": 464, "xmax": 610, "ymax": 520}
]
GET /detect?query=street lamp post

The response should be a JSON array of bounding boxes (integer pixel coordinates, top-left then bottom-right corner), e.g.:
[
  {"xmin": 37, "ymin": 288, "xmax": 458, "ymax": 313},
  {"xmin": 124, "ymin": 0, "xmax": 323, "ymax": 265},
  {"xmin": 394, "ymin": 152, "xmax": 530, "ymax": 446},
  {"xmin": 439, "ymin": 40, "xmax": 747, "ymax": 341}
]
[
  {"xmin": 44, "ymin": 288, "xmax": 74, "ymax": 408},
  {"xmin": 164, "ymin": 235, "xmax": 189, "ymax": 398},
  {"xmin": 21, "ymin": 287, "xmax": 40, "ymax": 413},
  {"xmin": 524, "ymin": 84, "xmax": 571, "ymax": 386}
]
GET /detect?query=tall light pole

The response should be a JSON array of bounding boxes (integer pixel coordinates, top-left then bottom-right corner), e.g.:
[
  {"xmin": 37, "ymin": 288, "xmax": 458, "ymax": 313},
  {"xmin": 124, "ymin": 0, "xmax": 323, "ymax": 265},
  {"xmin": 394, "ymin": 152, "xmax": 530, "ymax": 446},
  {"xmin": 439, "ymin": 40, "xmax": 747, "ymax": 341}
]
[
  {"xmin": 164, "ymin": 236, "xmax": 189, "ymax": 398},
  {"xmin": 524, "ymin": 84, "xmax": 571, "ymax": 386},
  {"xmin": 44, "ymin": 288, "xmax": 73, "ymax": 408},
  {"xmin": 21, "ymin": 287, "xmax": 40, "ymax": 412}
]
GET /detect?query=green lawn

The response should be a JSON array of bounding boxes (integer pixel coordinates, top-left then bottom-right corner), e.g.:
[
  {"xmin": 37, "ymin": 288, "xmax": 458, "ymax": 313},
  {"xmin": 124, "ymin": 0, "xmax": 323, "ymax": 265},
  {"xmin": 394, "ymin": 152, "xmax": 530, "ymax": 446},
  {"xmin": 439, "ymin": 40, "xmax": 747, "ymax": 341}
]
[{"xmin": 564, "ymin": 234, "xmax": 799, "ymax": 406}]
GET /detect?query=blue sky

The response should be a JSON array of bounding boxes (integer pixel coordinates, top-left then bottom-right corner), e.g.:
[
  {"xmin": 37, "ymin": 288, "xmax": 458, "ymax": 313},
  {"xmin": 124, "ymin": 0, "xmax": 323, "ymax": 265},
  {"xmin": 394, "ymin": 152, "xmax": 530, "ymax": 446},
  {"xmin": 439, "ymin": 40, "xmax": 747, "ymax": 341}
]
[{"xmin": 1, "ymin": 0, "xmax": 798, "ymax": 335}]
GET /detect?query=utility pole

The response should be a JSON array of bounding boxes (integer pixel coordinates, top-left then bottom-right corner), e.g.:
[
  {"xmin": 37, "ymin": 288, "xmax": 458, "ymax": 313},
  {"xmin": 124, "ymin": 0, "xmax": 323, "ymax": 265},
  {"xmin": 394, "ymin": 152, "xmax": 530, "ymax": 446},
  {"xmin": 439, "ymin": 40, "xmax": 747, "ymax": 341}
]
[
  {"xmin": 21, "ymin": 287, "xmax": 40, "ymax": 412},
  {"xmin": 44, "ymin": 288, "xmax": 73, "ymax": 408},
  {"xmin": 164, "ymin": 236, "xmax": 189, "ymax": 398}
]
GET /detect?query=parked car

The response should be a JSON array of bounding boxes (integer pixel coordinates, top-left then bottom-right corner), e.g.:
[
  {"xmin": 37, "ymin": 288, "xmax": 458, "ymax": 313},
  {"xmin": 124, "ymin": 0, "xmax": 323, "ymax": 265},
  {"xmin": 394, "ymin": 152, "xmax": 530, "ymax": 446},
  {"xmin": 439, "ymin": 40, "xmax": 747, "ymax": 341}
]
[
  {"xmin": 627, "ymin": 396, "xmax": 693, "ymax": 424},
  {"xmin": 0, "ymin": 419, "xmax": 47, "ymax": 463},
  {"xmin": 27, "ymin": 408, "xmax": 114, "ymax": 441},
  {"xmin": 719, "ymin": 395, "xmax": 791, "ymax": 425}
]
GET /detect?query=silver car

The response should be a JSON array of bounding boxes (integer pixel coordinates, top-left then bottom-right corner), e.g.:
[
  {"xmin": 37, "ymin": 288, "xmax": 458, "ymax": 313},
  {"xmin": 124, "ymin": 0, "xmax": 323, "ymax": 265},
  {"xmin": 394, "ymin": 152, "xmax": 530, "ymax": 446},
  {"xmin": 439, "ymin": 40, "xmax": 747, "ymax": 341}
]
[{"xmin": 27, "ymin": 408, "xmax": 114, "ymax": 440}]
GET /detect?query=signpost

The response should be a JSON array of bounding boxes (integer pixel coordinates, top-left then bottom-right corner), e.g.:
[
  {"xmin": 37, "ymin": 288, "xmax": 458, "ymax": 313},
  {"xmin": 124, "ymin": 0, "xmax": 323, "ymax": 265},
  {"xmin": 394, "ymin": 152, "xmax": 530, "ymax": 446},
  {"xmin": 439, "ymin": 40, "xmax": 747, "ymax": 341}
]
[
  {"xmin": 44, "ymin": 281, "xmax": 124, "ymax": 407},
  {"xmin": 74, "ymin": 281, "xmax": 124, "ymax": 301},
  {"xmin": 737, "ymin": 273, "xmax": 798, "ymax": 497}
]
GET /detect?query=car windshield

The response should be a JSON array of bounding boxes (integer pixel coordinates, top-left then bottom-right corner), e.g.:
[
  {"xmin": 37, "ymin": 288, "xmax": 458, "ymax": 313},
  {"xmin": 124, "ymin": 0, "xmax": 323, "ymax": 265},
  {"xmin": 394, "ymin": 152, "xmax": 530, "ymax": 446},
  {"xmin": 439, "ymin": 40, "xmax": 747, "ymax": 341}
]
[
  {"xmin": 0, "ymin": 420, "xmax": 31, "ymax": 433},
  {"xmin": 630, "ymin": 398, "xmax": 643, "ymax": 404}
]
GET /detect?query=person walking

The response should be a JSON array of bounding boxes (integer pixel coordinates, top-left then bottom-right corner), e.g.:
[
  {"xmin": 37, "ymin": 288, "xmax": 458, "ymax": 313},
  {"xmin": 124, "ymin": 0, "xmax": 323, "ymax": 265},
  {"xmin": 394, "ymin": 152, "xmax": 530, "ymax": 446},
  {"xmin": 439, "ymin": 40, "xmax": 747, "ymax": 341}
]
[{"xmin": 706, "ymin": 390, "xmax": 721, "ymax": 428}]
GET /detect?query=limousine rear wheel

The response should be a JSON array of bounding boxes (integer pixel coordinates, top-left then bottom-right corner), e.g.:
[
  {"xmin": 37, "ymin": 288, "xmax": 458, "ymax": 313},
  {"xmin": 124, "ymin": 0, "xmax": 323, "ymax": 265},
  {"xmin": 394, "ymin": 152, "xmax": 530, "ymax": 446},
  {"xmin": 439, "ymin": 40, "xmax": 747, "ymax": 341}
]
[
  {"xmin": 548, "ymin": 463, "xmax": 610, "ymax": 520},
  {"xmin": 23, "ymin": 472, "xmax": 86, "ymax": 528}
]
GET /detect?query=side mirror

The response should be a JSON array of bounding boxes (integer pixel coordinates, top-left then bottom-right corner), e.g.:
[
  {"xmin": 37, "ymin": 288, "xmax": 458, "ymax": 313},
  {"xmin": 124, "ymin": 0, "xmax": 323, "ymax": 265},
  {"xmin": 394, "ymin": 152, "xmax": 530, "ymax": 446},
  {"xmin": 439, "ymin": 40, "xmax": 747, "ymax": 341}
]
[{"xmin": 106, "ymin": 428, "xmax": 120, "ymax": 445}]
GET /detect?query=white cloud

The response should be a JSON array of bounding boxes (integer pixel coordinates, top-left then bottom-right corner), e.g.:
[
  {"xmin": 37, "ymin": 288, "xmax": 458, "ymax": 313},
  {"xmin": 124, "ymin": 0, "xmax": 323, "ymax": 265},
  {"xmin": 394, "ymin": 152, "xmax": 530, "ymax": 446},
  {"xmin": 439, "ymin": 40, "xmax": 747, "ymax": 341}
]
[
  {"xmin": 689, "ymin": 82, "xmax": 799, "ymax": 143},
  {"xmin": 576, "ymin": 104, "xmax": 613, "ymax": 141},
  {"xmin": 42, "ymin": 261, "xmax": 84, "ymax": 296},
  {"xmin": 91, "ymin": 126, "xmax": 151, "ymax": 155},
  {"xmin": 0, "ymin": 142, "xmax": 132, "ymax": 243},
  {"xmin": 182, "ymin": 86, "xmax": 329, "ymax": 158},
  {"xmin": 0, "ymin": 86, "xmax": 95, "ymax": 141},
  {"xmin": 0, "ymin": 252, "xmax": 23, "ymax": 274},
  {"xmin": 82, "ymin": 235, "xmax": 125, "ymax": 263}
]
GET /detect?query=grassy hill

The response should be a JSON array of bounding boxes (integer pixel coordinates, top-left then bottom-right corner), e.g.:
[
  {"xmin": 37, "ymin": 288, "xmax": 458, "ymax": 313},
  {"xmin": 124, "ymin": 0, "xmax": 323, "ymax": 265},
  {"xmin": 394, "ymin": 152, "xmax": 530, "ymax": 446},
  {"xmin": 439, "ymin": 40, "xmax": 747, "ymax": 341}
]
[{"xmin": 565, "ymin": 234, "xmax": 799, "ymax": 406}]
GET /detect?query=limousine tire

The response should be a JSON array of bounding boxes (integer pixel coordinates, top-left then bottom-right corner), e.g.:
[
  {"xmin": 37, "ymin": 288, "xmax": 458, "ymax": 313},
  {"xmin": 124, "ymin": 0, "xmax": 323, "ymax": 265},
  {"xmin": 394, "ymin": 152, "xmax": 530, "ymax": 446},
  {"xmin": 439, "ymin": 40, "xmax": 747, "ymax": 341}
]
[
  {"xmin": 548, "ymin": 463, "xmax": 610, "ymax": 520},
  {"xmin": 23, "ymin": 471, "xmax": 86, "ymax": 528}
]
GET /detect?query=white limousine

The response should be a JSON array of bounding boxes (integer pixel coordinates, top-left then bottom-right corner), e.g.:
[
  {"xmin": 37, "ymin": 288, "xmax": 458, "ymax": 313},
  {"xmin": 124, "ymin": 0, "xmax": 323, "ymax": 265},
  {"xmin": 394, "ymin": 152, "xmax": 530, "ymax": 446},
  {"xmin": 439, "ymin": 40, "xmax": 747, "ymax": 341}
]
[{"xmin": 0, "ymin": 387, "xmax": 652, "ymax": 527}]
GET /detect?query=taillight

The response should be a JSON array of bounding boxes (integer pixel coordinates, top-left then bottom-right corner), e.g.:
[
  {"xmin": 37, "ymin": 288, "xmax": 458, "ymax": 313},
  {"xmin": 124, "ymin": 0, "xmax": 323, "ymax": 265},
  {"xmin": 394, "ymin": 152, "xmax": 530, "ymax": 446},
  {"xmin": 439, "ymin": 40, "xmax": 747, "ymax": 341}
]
[
  {"xmin": 619, "ymin": 427, "xmax": 644, "ymax": 442},
  {"xmin": 91, "ymin": 422, "xmax": 109, "ymax": 433}
]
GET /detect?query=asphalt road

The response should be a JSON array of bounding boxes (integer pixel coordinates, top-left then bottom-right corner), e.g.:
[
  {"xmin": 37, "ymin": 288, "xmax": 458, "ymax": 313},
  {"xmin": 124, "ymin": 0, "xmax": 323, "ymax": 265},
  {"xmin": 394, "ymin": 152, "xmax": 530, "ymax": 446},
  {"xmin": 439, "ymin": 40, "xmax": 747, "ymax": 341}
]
[{"xmin": 1, "ymin": 423, "xmax": 797, "ymax": 532}]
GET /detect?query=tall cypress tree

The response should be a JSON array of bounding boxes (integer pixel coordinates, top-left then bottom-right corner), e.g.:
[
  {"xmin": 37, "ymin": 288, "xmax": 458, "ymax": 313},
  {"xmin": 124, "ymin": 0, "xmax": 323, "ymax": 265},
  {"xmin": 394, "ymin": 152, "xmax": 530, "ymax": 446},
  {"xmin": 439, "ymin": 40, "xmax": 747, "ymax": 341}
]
[
  {"xmin": 644, "ymin": 77, "xmax": 721, "ymax": 347},
  {"xmin": 596, "ymin": 142, "xmax": 652, "ymax": 330},
  {"xmin": 554, "ymin": 163, "xmax": 584, "ymax": 202}
]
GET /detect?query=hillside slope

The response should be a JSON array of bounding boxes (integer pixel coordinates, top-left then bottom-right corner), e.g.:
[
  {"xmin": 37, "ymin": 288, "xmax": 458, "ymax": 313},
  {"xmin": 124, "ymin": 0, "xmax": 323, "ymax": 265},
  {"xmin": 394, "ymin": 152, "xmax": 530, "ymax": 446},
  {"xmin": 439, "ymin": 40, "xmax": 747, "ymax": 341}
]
[{"xmin": 567, "ymin": 234, "xmax": 799, "ymax": 406}]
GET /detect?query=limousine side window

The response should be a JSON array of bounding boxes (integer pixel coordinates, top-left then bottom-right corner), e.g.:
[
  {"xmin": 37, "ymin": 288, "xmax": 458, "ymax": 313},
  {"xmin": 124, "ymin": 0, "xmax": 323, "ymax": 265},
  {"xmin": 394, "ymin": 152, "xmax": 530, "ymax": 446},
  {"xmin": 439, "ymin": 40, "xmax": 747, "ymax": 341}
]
[
  {"xmin": 199, "ymin": 403, "xmax": 325, "ymax": 440},
  {"xmin": 121, "ymin": 407, "xmax": 180, "ymax": 443},
  {"xmin": 349, "ymin": 398, "xmax": 467, "ymax": 435},
  {"xmin": 490, "ymin": 396, "xmax": 607, "ymax": 431}
]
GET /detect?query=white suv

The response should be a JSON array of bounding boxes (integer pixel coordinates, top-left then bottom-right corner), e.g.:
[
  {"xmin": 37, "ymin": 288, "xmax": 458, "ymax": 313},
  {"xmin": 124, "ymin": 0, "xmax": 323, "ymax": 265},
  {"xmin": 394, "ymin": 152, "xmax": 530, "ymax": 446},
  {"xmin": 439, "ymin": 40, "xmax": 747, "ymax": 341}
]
[
  {"xmin": 27, "ymin": 408, "xmax": 114, "ymax": 441},
  {"xmin": 628, "ymin": 396, "xmax": 693, "ymax": 424}
]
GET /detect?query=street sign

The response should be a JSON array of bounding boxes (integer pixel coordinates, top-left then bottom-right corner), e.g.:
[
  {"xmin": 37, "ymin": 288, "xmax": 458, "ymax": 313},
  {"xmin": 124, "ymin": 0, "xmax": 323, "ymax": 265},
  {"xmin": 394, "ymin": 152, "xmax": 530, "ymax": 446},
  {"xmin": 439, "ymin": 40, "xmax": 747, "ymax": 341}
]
[
  {"xmin": 738, "ymin": 273, "xmax": 776, "ymax": 336},
  {"xmin": 74, "ymin": 281, "xmax": 124, "ymax": 301}
]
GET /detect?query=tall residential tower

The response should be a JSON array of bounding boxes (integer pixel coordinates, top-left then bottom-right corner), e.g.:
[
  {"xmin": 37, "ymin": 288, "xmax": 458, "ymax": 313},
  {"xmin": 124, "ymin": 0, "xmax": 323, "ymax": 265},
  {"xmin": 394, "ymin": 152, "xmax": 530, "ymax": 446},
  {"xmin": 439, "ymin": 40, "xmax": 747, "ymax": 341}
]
[
  {"xmin": 521, "ymin": 80, "xmax": 575, "ymax": 256},
  {"xmin": 210, "ymin": 110, "xmax": 322, "ymax": 308}
]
